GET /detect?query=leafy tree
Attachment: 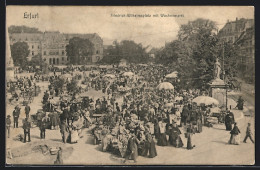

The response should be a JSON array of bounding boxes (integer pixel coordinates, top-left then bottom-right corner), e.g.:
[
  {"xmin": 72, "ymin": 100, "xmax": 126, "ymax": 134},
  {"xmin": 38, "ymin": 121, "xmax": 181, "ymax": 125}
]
[
  {"xmin": 66, "ymin": 37, "xmax": 94, "ymax": 65},
  {"xmin": 101, "ymin": 40, "xmax": 149, "ymax": 64},
  {"xmin": 8, "ymin": 25, "xmax": 42, "ymax": 34},
  {"xmin": 155, "ymin": 18, "xmax": 228, "ymax": 90},
  {"xmin": 11, "ymin": 41, "xmax": 30, "ymax": 68},
  {"xmin": 52, "ymin": 77, "xmax": 65, "ymax": 90},
  {"xmin": 28, "ymin": 54, "xmax": 42, "ymax": 67},
  {"xmin": 67, "ymin": 79, "xmax": 79, "ymax": 94}
]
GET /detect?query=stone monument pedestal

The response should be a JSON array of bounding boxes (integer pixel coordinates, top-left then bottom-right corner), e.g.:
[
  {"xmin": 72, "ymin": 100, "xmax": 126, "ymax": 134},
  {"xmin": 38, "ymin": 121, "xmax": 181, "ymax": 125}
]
[{"xmin": 209, "ymin": 78, "xmax": 227, "ymax": 109}]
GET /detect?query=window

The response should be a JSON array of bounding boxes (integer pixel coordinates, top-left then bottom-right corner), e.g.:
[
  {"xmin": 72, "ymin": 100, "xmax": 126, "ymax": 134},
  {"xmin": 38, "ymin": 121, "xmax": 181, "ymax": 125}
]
[
  {"xmin": 53, "ymin": 58, "xmax": 56, "ymax": 65},
  {"xmin": 49, "ymin": 58, "xmax": 52, "ymax": 64},
  {"xmin": 62, "ymin": 51, "xmax": 64, "ymax": 55},
  {"xmin": 57, "ymin": 58, "xmax": 59, "ymax": 65},
  {"xmin": 62, "ymin": 57, "xmax": 64, "ymax": 61},
  {"xmin": 96, "ymin": 50, "xmax": 99, "ymax": 54},
  {"xmin": 56, "ymin": 52, "xmax": 59, "ymax": 55},
  {"xmin": 44, "ymin": 51, "xmax": 46, "ymax": 55},
  {"xmin": 32, "ymin": 45, "xmax": 34, "ymax": 49},
  {"xmin": 32, "ymin": 51, "xmax": 34, "ymax": 56},
  {"xmin": 25, "ymin": 37, "xmax": 28, "ymax": 41},
  {"xmin": 38, "ymin": 45, "xmax": 40, "ymax": 49}
]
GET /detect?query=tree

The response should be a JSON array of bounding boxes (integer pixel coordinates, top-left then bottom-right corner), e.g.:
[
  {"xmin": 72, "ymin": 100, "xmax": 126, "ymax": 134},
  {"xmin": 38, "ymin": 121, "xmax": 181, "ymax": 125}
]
[
  {"xmin": 52, "ymin": 77, "xmax": 65, "ymax": 90},
  {"xmin": 8, "ymin": 25, "xmax": 42, "ymax": 34},
  {"xmin": 100, "ymin": 40, "xmax": 149, "ymax": 64},
  {"xmin": 66, "ymin": 37, "xmax": 94, "ymax": 65},
  {"xmin": 28, "ymin": 54, "xmax": 42, "ymax": 67},
  {"xmin": 155, "ymin": 18, "xmax": 225, "ymax": 90},
  {"xmin": 67, "ymin": 79, "xmax": 79, "ymax": 94},
  {"xmin": 11, "ymin": 41, "xmax": 30, "ymax": 68}
]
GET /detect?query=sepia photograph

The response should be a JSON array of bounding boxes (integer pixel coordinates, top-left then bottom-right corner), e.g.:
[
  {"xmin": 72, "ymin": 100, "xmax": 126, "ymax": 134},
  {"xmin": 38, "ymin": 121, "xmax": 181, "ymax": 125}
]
[{"xmin": 5, "ymin": 6, "xmax": 255, "ymax": 165}]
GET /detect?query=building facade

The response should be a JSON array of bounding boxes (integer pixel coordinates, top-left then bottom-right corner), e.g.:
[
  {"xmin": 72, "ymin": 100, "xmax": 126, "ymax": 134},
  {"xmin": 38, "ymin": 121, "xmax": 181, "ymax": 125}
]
[
  {"xmin": 218, "ymin": 18, "xmax": 254, "ymax": 44},
  {"xmin": 234, "ymin": 27, "xmax": 255, "ymax": 82},
  {"xmin": 218, "ymin": 18, "xmax": 255, "ymax": 82},
  {"xmin": 9, "ymin": 31, "xmax": 103, "ymax": 65}
]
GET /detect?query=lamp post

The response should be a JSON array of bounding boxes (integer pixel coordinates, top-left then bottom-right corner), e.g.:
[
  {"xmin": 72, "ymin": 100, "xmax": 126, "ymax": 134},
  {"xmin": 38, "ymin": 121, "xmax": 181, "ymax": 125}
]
[{"xmin": 222, "ymin": 41, "xmax": 228, "ymax": 110}]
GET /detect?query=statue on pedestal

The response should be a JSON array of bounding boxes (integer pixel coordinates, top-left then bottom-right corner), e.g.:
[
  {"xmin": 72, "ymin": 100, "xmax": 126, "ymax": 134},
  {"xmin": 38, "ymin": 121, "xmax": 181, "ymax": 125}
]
[{"xmin": 214, "ymin": 58, "xmax": 221, "ymax": 79}]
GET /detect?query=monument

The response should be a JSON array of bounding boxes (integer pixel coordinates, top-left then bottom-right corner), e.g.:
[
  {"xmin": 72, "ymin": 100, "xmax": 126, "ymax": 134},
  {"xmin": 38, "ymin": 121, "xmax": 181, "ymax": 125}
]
[
  {"xmin": 209, "ymin": 58, "xmax": 227, "ymax": 109},
  {"xmin": 6, "ymin": 31, "xmax": 15, "ymax": 82}
]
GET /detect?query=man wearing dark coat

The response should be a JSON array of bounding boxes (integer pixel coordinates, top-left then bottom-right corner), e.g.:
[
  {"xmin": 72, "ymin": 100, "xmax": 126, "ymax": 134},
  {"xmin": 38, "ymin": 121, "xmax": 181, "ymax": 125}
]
[
  {"xmin": 23, "ymin": 117, "xmax": 31, "ymax": 143},
  {"xmin": 225, "ymin": 113, "xmax": 232, "ymax": 131},
  {"xmin": 181, "ymin": 105, "xmax": 189, "ymax": 126},
  {"xmin": 124, "ymin": 130, "xmax": 140, "ymax": 163},
  {"xmin": 25, "ymin": 104, "xmax": 31, "ymax": 118},
  {"xmin": 62, "ymin": 107, "xmax": 69, "ymax": 125},
  {"xmin": 13, "ymin": 106, "xmax": 20, "ymax": 128}
]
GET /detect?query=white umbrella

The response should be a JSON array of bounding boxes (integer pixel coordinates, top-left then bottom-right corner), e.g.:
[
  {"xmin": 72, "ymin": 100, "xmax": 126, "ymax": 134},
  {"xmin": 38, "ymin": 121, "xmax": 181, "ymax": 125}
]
[
  {"xmin": 175, "ymin": 96, "xmax": 183, "ymax": 101},
  {"xmin": 165, "ymin": 72, "xmax": 178, "ymax": 78},
  {"xmin": 61, "ymin": 74, "xmax": 72, "ymax": 78},
  {"xmin": 122, "ymin": 72, "xmax": 134, "ymax": 77},
  {"xmin": 164, "ymin": 103, "xmax": 174, "ymax": 108},
  {"xmin": 157, "ymin": 82, "xmax": 174, "ymax": 90},
  {"xmin": 104, "ymin": 74, "xmax": 116, "ymax": 79},
  {"xmin": 192, "ymin": 96, "xmax": 219, "ymax": 106}
]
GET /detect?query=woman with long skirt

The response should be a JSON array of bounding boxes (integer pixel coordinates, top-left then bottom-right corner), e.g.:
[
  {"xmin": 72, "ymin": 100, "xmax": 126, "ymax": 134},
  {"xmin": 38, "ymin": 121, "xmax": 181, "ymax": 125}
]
[
  {"xmin": 145, "ymin": 132, "xmax": 157, "ymax": 158},
  {"xmin": 186, "ymin": 124, "xmax": 195, "ymax": 150},
  {"xmin": 153, "ymin": 118, "xmax": 160, "ymax": 140},
  {"xmin": 157, "ymin": 119, "xmax": 168, "ymax": 146},
  {"xmin": 229, "ymin": 122, "xmax": 241, "ymax": 145},
  {"xmin": 169, "ymin": 123, "xmax": 184, "ymax": 148}
]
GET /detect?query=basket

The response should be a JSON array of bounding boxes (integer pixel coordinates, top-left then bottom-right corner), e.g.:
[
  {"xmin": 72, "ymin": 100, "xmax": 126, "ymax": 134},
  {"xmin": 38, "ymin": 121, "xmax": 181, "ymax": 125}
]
[{"xmin": 50, "ymin": 147, "xmax": 59, "ymax": 155}]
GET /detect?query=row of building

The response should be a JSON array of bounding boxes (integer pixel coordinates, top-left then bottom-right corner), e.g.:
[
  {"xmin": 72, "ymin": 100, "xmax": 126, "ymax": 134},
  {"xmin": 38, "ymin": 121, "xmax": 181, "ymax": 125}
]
[
  {"xmin": 9, "ymin": 31, "xmax": 104, "ymax": 65},
  {"xmin": 218, "ymin": 18, "xmax": 255, "ymax": 80}
]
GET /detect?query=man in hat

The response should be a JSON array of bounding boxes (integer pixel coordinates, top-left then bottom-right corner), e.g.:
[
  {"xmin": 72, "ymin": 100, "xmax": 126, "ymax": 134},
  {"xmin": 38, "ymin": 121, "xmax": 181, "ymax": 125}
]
[
  {"xmin": 181, "ymin": 105, "xmax": 189, "ymax": 126},
  {"xmin": 243, "ymin": 123, "xmax": 254, "ymax": 143},
  {"xmin": 6, "ymin": 115, "xmax": 11, "ymax": 138},
  {"xmin": 22, "ymin": 117, "xmax": 31, "ymax": 143},
  {"xmin": 13, "ymin": 105, "xmax": 20, "ymax": 128},
  {"xmin": 25, "ymin": 103, "xmax": 31, "ymax": 118}
]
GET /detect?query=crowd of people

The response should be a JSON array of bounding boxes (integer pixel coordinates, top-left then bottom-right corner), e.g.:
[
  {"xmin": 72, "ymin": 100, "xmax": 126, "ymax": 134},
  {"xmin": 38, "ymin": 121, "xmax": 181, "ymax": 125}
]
[{"xmin": 6, "ymin": 63, "xmax": 253, "ymax": 163}]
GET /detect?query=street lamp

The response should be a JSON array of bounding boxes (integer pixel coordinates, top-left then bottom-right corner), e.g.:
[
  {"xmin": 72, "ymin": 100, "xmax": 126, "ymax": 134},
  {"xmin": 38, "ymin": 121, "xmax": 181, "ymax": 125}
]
[{"xmin": 222, "ymin": 41, "xmax": 228, "ymax": 110}]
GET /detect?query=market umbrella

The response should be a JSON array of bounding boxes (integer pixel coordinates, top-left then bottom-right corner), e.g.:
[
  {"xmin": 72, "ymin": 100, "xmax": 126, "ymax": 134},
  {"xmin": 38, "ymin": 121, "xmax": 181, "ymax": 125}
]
[
  {"xmin": 122, "ymin": 72, "xmax": 134, "ymax": 77},
  {"xmin": 61, "ymin": 74, "xmax": 72, "ymax": 79},
  {"xmin": 192, "ymin": 96, "xmax": 219, "ymax": 106},
  {"xmin": 175, "ymin": 96, "xmax": 183, "ymax": 101},
  {"xmin": 164, "ymin": 103, "xmax": 174, "ymax": 108},
  {"xmin": 104, "ymin": 74, "xmax": 116, "ymax": 79},
  {"xmin": 157, "ymin": 82, "xmax": 174, "ymax": 90},
  {"xmin": 165, "ymin": 71, "xmax": 178, "ymax": 78}
]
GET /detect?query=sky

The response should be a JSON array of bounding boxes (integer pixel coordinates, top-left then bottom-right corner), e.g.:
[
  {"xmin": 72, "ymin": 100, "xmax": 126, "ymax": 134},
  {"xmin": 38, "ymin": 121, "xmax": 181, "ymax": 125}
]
[{"xmin": 6, "ymin": 6, "xmax": 254, "ymax": 48}]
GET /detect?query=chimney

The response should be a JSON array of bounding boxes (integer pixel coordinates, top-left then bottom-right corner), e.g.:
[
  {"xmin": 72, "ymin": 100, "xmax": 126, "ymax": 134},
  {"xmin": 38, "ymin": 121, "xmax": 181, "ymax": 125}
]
[{"xmin": 236, "ymin": 17, "xmax": 238, "ymax": 21}]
